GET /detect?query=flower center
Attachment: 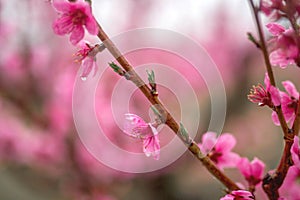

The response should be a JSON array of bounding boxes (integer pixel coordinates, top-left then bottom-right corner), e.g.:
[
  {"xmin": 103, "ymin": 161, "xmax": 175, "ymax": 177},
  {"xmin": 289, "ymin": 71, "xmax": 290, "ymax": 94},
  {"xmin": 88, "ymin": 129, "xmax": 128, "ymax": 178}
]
[
  {"xmin": 208, "ymin": 149, "xmax": 222, "ymax": 163},
  {"xmin": 71, "ymin": 10, "xmax": 86, "ymax": 25}
]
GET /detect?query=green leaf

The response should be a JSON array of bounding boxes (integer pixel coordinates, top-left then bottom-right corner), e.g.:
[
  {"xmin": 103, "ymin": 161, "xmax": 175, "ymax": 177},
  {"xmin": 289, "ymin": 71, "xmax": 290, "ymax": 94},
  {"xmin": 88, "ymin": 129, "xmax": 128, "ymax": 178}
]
[
  {"xmin": 109, "ymin": 62, "xmax": 121, "ymax": 73},
  {"xmin": 146, "ymin": 70, "xmax": 155, "ymax": 85},
  {"xmin": 247, "ymin": 32, "xmax": 260, "ymax": 48}
]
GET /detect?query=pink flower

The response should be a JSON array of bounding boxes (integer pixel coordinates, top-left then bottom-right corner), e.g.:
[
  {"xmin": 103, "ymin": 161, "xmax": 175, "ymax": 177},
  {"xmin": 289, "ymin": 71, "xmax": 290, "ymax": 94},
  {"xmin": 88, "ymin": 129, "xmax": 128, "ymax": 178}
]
[
  {"xmin": 260, "ymin": 0, "xmax": 283, "ymax": 16},
  {"xmin": 237, "ymin": 157, "xmax": 265, "ymax": 187},
  {"xmin": 52, "ymin": 0, "xmax": 98, "ymax": 45},
  {"xmin": 75, "ymin": 41, "xmax": 98, "ymax": 80},
  {"xmin": 123, "ymin": 114, "xmax": 160, "ymax": 160},
  {"xmin": 279, "ymin": 166, "xmax": 300, "ymax": 200},
  {"xmin": 198, "ymin": 132, "xmax": 240, "ymax": 169},
  {"xmin": 248, "ymin": 73, "xmax": 280, "ymax": 107},
  {"xmin": 220, "ymin": 190, "xmax": 254, "ymax": 200},
  {"xmin": 266, "ymin": 23, "xmax": 299, "ymax": 68},
  {"xmin": 272, "ymin": 80, "xmax": 299, "ymax": 126},
  {"xmin": 291, "ymin": 136, "xmax": 300, "ymax": 169}
]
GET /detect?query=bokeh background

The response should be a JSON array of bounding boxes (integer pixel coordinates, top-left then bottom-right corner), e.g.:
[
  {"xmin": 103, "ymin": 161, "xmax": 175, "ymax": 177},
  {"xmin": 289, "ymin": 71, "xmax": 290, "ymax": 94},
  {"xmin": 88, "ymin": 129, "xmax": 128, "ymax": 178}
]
[{"xmin": 0, "ymin": 0, "xmax": 299, "ymax": 199}]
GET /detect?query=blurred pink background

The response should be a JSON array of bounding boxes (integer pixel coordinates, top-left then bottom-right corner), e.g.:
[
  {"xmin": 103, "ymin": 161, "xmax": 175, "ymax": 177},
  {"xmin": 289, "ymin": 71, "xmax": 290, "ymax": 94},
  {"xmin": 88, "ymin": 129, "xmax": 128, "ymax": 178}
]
[{"xmin": 0, "ymin": 0, "xmax": 298, "ymax": 199}]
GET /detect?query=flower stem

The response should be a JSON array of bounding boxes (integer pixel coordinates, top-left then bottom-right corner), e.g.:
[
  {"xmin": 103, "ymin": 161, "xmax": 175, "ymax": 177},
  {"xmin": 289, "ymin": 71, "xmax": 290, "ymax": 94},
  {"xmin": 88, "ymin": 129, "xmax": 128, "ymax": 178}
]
[
  {"xmin": 94, "ymin": 8, "xmax": 240, "ymax": 192},
  {"xmin": 293, "ymin": 100, "xmax": 300, "ymax": 135}
]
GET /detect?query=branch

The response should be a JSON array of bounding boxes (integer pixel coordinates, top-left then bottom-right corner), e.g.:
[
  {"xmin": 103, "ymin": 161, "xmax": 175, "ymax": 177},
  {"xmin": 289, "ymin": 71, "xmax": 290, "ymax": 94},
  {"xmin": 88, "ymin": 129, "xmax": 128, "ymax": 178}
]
[
  {"xmin": 248, "ymin": 0, "xmax": 289, "ymax": 137},
  {"xmin": 293, "ymin": 100, "xmax": 300, "ymax": 135},
  {"xmin": 94, "ymin": 9, "xmax": 240, "ymax": 192},
  {"xmin": 262, "ymin": 140, "xmax": 294, "ymax": 200},
  {"xmin": 247, "ymin": 1, "xmax": 295, "ymax": 199}
]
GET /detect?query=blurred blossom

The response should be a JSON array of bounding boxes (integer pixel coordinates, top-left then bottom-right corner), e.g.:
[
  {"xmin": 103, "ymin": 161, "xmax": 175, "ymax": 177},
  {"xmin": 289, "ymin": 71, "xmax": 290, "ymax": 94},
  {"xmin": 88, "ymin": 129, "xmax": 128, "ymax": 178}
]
[
  {"xmin": 0, "ymin": 0, "xmax": 294, "ymax": 199},
  {"xmin": 0, "ymin": 52, "xmax": 25, "ymax": 82}
]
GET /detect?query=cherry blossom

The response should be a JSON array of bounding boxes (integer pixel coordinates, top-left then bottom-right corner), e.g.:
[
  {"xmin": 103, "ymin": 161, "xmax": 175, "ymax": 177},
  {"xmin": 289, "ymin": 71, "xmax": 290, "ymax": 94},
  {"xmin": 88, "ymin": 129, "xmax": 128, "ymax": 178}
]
[
  {"xmin": 75, "ymin": 41, "xmax": 99, "ymax": 80},
  {"xmin": 123, "ymin": 114, "xmax": 160, "ymax": 160},
  {"xmin": 272, "ymin": 80, "xmax": 299, "ymax": 126},
  {"xmin": 291, "ymin": 136, "xmax": 300, "ymax": 169},
  {"xmin": 266, "ymin": 23, "xmax": 299, "ymax": 68},
  {"xmin": 248, "ymin": 73, "xmax": 280, "ymax": 107},
  {"xmin": 220, "ymin": 190, "xmax": 254, "ymax": 200},
  {"xmin": 198, "ymin": 132, "xmax": 240, "ymax": 169},
  {"xmin": 259, "ymin": 0, "xmax": 283, "ymax": 16},
  {"xmin": 279, "ymin": 166, "xmax": 300, "ymax": 200},
  {"xmin": 237, "ymin": 157, "xmax": 265, "ymax": 187},
  {"xmin": 52, "ymin": 0, "xmax": 98, "ymax": 45}
]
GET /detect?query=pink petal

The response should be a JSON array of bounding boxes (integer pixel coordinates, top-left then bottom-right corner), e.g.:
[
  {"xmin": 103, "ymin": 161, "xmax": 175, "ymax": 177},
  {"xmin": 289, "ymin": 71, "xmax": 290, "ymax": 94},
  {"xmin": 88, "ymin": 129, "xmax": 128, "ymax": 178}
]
[
  {"xmin": 282, "ymin": 81, "xmax": 299, "ymax": 99},
  {"xmin": 282, "ymin": 106, "xmax": 295, "ymax": 123},
  {"xmin": 85, "ymin": 16, "xmax": 98, "ymax": 35},
  {"xmin": 264, "ymin": 73, "xmax": 271, "ymax": 91},
  {"xmin": 269, "ymin": 85, "xmax": 281, "ymax": 106},
  {"xmin": 220, "ymin": 195, "xmax": 234, "ymax": 200},
  {"xmin": 232, "ymin": 190, "xmax": 254, "ymax": 200},
  {"xmin": 123, "ymin": 114, "xmax": 149, "ymax": 138},
  {"xmin": 281, "ymin": 94, "xmax": 296, "ymax": 124},
  {"xmin": 143, "ymin": 134, "xmax": 160, "ymax": 160},
  {"xmin": 237, "ymin": 157, "xmax": 251, "ymax": 178},
  {"xmin": 250, "ymin": 157, "xmax": 265, "ymax": 180},
  {"xmin": 80, "ymin": 57, "xmax": 94, "ymax": 79},
  {"xmin": 220, "ymin": 190, "xmax": 254, "ymax": 200},
  {"xmin": 266, "ymin": 23, "xmax": 285, "ymax": 36},
  {"xmin": 271, "ymin": 111, "xmax": 280, "ymax": 126},
  {"xmin": 52, "ymin": 0, "xmax": 72, "ymax": 12},
  {"xmin": 291, "ymin": 136, "xmax": 300, "ymax": 169},
  {"xmin": 70, "ymin": 25, "xmax": 84, "ymax": 45},
  {"xmin": 215, "ymin": 133, "xmax": 236, "ymax": 153},
  {"xmin": 199, "ymin": 132, "xmax": 217, "ymax": 154},
  {"xmin": 52, "ymin": 15, "xmax": 73, "ymax": 35},
  {"xmin": 286, "ymin": 45, "xmax": 299, "ymax": 60},
  {"xmin": 260, "ymin": 1, "xmax": 272, "ymax": 16},
  {"xmin": 270, "ymin": 49, "xmax": 293, "ymax": 68},
  {"xmin": 77, "ymin": 40, "xmax": 90, "ymax": 49},
  {"xmin": 218, "ymin": 152, "xmax": 240, "ymax": 169}
]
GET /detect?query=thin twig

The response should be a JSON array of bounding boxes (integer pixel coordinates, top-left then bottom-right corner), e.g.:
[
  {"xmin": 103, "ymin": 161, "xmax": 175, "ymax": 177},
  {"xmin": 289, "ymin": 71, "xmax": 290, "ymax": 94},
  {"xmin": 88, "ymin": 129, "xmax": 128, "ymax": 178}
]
[
  {"xmin": 293, "ymin": 100, "xmax": 300, "ymax": 135},
  {"xmin": 94, "ymin": 10, "xmax": 240, "ymax": 192}
]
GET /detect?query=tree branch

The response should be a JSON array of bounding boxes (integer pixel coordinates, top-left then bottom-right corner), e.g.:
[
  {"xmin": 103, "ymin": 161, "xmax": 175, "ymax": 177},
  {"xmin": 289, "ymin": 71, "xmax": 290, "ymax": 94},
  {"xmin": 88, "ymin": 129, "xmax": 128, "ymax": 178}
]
[
  {"xmin": 247, "ymin": 1, "xmax": 295, "ymax": 199},
  {"xmin": 248, "ymin": 0, "xmax": 289, "ymax": 137},
  {"xmin": 94, "ymin": 12, "xmax": 240, "ymax": 192}
]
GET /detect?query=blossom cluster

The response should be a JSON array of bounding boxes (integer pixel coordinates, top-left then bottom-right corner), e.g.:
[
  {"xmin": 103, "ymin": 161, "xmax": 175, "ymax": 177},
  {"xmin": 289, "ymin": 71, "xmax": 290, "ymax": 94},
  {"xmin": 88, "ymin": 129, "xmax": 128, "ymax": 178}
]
[
  {"xmin": 244, "ymin": 0, "xmax": 300, "ymax": 199},
  {"xmin": 260, "ymin": 0, "xmax": 300, "ymax": 67},
  {"xmin": 248, "ymin": 73, "xmax": 299, "ymax": 127},
  {"xmin": 52, "ymin": 0, "xmax": 99, "ymax": 79}
]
